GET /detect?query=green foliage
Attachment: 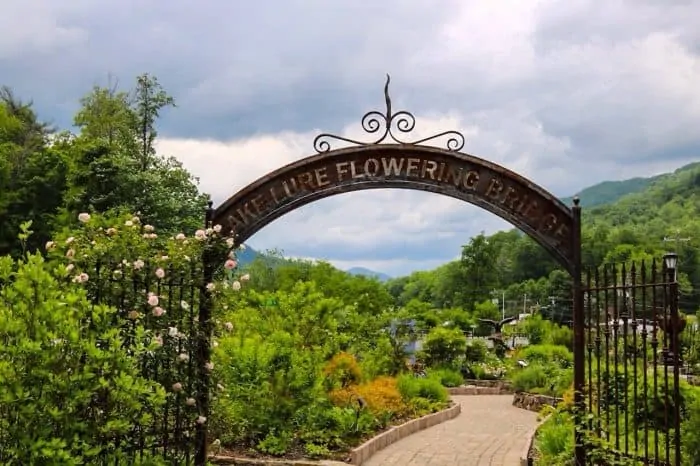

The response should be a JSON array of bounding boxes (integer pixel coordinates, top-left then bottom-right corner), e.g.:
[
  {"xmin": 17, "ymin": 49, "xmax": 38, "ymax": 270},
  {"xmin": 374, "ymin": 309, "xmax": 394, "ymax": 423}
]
[
  {"xmin": 509, "ymin": 344, "xmax": 574, "ymax": 396},
  {"xmin": 533, "ymin": 409, "xmax": 575, "ymax": 465},
  {"xmin": 396, "ymin": 374, "xmax": 449, "ymax": 404},
  {"xmin": 209, "ymin": 261, "xmax": 451, "ymax": 457},
  {"xmin": 427, "ymin": 367, "xmax": 464, "ymax": 387},
  {"xmin": 0, "ymin": 75, "xmax": 207, "ymax": 260},
  {"xmin": 0, "ymin": 251, "xmax": 166, "ymax": 464},
  {"xmin": 464, "ymin": 339, "xmax": 488, "ymax": 363},
  {"xmin": 419, "ymin": 327, "xmax": 467, "ymax": 367}
]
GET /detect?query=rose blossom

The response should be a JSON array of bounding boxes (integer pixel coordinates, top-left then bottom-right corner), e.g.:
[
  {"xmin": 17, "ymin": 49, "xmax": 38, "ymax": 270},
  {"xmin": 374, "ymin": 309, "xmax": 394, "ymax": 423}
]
[
  {"xmin": 147, "ymin": 293, "xmax": 159, "ymax": 307},
  {"xmin": 224, "ymin": 259, "xmax": 237, "ymax": 270}
]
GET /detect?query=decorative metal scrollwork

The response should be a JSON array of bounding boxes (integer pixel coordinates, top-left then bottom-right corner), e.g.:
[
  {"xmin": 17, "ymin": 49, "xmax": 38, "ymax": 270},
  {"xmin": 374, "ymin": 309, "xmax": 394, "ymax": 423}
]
[{"xmin": 313, "ymin": 74, "xmax": 465, "ymax": 153}]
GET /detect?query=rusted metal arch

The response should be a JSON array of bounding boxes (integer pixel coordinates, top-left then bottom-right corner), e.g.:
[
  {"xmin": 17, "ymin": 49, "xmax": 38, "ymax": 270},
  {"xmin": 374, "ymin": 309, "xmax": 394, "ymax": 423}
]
[{"xmin": 212, "ymin": 144, "xmax": 576, "ymax": 274}]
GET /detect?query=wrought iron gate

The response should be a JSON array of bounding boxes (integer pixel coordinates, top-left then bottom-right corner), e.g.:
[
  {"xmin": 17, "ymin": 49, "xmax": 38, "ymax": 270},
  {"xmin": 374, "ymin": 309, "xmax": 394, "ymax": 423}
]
[{"xmin": 580, "ymin": 257, "xmax": 683, "ymax": 466}]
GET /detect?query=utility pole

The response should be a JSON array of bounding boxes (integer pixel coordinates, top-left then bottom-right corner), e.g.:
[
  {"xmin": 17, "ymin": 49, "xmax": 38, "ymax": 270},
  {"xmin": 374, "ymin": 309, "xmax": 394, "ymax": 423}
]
[{"xmin": 523, "ymin": 293, "xmax": 528, "ymax": 314}]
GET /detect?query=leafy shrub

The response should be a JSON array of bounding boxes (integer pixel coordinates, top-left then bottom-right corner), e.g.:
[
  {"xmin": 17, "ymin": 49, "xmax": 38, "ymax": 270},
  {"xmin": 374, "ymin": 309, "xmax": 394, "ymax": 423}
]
[
  {"xmin": 511, "ymin": 365, "xmax": 549, "ymax": 393},
  {"xmin": 419, "ymin": 327, "xmax": 467, "ymax": 367},
  {"xmin": 682, "ymin": 395, "xmax": 700, "ymax": 466},
  {"xmin": 534, "ymin": 409, "xmax": 574, "ymax": 465},
  {"xmin": 428, "ymin": 367, "xmax": 464, "ymax": 387},
  {"xmin": 323, "ymin": 352, "xmax": 363, "ymax": 390},
  {"xmin": 518, "ymin": 344, "xmax": 573, "ymax": 368},
  {"xmin": 0, "ymin": 252, "xmax": 166, "ymax": 465},
  {"xmin": 257, "ymin": 430, "xmax": 294, "ymax": 456},
  {"xmin": 396, "ymin": 374, "xmax": 449, "ymax": 403},
  {"xmin": 464, "ymin": 339, "xmax": 488, "ymax": 363},
  {"xmin": 329, "ymin": 376, "xmax": 407, "ymax": 419},
  {"xmin": 548, "ymin": 326, "xmax": 574, "ymax": 350}
]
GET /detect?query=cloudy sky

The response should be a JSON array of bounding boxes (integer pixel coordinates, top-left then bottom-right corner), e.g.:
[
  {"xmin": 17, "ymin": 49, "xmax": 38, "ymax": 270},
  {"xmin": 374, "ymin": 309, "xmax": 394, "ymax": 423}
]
[{"xmin": 3, "ymin": 0, "xmax": 700, "ymax": 276}]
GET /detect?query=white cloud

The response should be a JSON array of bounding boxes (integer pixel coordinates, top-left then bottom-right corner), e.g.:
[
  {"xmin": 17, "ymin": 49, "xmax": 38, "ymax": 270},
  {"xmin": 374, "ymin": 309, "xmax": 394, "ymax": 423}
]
[{"xmin": 4, "ymin": 0, "xmax": 700, "ymax": 275}]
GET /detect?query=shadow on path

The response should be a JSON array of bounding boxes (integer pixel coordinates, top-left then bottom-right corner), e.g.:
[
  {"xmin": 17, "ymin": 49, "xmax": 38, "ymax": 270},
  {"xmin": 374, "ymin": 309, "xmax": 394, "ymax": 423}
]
[{"xmin": 364, "ymin": 395, "xmax": 539, "ymax": 466}]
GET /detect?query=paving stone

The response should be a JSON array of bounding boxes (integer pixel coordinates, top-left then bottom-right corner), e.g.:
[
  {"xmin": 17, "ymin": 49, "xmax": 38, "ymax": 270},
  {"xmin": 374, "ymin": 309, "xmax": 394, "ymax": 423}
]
[{"xmin": 363, "ymin": 395, "xmax": 538, "ymax": 466}]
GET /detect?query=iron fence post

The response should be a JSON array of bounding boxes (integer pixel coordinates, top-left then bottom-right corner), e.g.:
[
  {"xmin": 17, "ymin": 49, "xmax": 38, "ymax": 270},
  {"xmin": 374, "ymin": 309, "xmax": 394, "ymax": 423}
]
[
  {"xmin": 668, "ymin": 265, "xmax": 682, "ymax": 466},
  {"xmin": 195, "ymin": 201, "xmax": 215, "ymax": 466},
  {"xmin": 571, "ymin": 197, "xmax": 586, "ymax": 465}
]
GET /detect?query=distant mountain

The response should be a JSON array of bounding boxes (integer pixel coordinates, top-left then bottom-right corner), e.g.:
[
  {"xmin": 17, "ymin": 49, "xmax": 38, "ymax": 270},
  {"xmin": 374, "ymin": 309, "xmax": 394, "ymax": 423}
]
[
  {"xmin": 346, "ymin": 267, "xmax": 392, "ymax": 282},
  {"xmin": 236, "ymin": 244, "xmax": 260, "ymax": 265},
  {"xmin": 561, "ymin": 176, "xmax": 661, "ymax": 208},
  {"xmin": 561, "ymin": 162, "xmax": 700, "ymax": 208},
  {"xmin": 236, "ymin": 246, "xmax": 392, "ymax": 281}
]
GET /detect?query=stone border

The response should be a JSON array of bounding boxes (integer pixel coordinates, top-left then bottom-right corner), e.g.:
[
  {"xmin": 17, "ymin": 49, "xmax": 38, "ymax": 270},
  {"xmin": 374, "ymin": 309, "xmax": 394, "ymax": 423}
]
[
  {"xmin": 512, "ymin": 392, "xmax": 562, "ymax": 412},
  {"xmin": 519, "ymin": 413, "xmax": 552, "ymax": 466},
  {"xmin": 350, "ymin": 402, "xmax": 461, "ymax": 465},
  {"xmin": 210, "ymin": 402, "xmax": 462, "ymax": 466},
  {"xmin": 447, "ymin": 380, "xmax": 513, "ymax": 395}
]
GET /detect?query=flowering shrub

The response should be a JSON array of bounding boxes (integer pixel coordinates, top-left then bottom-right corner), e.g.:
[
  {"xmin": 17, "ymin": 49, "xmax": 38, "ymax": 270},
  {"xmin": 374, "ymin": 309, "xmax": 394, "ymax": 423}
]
[
  {"xmin": 329, "ymin": 376, "xmax": 408, "ymax": 421},
  {"xmin": 0, "ymin": 249, "xmax": 165, "ymax": 464},
  {"xmin": 0, "ymin": 213, "xmax": 247, "ymax": 463},
  {"xmin": 323, "ymin": 352, "xmax": 363, "ymax": 390}
]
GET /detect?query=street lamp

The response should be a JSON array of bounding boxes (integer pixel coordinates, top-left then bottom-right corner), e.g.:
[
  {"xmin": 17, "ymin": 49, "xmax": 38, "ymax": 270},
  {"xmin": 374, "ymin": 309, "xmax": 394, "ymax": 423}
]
[
  {"xmin": 662, "ymin": 252, "xmax": 681, "ymax": 367},
  {"xmin": 664, "ymin": 252, "xmax": 678, "ymax": 280}
]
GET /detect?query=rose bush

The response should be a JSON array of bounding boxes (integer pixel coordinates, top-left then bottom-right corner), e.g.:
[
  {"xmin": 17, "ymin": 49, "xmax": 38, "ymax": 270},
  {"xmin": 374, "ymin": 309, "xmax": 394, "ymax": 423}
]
[{"xmin": 0, "ymin": 213, "xmax": 245, "ymax": 464}]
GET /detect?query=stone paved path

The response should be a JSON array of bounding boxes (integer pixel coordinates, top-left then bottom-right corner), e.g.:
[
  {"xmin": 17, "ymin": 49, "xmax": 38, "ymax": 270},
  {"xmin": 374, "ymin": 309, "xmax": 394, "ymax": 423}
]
[{"xmin": 364, "ymin": 395, "xmax": 539, "ymax": 466}]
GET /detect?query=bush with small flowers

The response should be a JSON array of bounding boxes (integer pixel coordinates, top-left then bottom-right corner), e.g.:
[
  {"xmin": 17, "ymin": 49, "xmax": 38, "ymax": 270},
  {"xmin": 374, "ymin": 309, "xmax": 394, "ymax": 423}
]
[{"xmin": 0, "ymin": 213, "xmax": 246, "ymax": 464}]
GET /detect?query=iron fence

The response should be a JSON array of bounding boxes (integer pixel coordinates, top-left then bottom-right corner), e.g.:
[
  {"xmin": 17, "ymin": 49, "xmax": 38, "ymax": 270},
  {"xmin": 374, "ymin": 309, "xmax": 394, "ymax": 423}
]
[
  {"xmin": 0, "ymin": 258, "xmax": 210, "ymax": 465},
  {"xmin": 582, "ymin": 259, "xmax": 682, "ymax": 466}
]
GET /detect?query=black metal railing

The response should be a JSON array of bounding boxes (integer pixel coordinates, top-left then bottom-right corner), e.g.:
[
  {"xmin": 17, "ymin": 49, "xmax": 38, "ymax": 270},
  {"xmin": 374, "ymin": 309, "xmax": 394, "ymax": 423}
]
[{"xmin": 582, "ymin": 259, "xmax": 682, "ymax": 466}]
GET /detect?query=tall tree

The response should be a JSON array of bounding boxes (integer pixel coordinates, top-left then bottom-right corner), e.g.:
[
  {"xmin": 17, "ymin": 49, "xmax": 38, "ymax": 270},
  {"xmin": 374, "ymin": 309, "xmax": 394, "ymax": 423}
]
[
  {"xmin": 133, "ymin": 74, "xmax": 175, "ymax": 171},
  {"xmin": 460, "ymin": 233, "xmax": 499, "ymax": 310}
]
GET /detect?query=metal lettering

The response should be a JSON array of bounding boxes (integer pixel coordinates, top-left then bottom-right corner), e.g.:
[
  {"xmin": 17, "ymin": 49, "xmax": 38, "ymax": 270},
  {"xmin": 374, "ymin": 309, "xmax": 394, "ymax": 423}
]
[
  {"xmin": 406, "ymin": 158, "xmax": 420, "ymax": 177},
  {"xmin": 501, "ymin": 186, "xmax": 520, "ymax": 210},
  {"xmin": 436, "ymin": 162, "xmax": 447, "ymax": 182},
  {"xmin": 336, "ymin": 162, "xmax": 350, "ymax": 181},
  {"xmin": 349, "ymin": 161, "xmax": 364, "ymax": 179},
  {"xmin": 463, "ymin": 170, "xmax": 479, "ymax": 190},
  {"xmin": 214, "ymin": 148, "xmax": 575, "ymax": 276},
  {"xmin": 485, "ymin": 177, "xmax": 504, "ymax": 198},
  {"xmin": 251, "ymin": 195, "xmax": 266, "ymax": 215},
  {"xmin": 282, "ymin": 178, "xmax": 297, "ymax": 197},
  {"xmin": 364, "ymin": 158, "xmax": 380, "ymax": 177},
  {"xmin": 314, "ymin": 167, "xmax": 330, "ymax": 187},
  {"xmin": 297, "ymin": 171, "xmax": 315, "ymax": 189},
  {"xmin": 444, "ymin": 165, "xmax": 463, "ymax": 187},
  {"xmin": 236, "ymin": 203, "xmax": 257, "ymax": 224},
  {"xmin": 520, "ymin": 199, "xmax": 539, "ymax": 218},
  {"xmin": 421, "ymin": 160, "xmax": 438, "ymax": 180},
  {"xmin": 381, "ymin": 157, "xmax": 404, "ymax": 176},
  {"xmin": 268, "ymin": 185, "xmax": 282, "ymax": 204}
]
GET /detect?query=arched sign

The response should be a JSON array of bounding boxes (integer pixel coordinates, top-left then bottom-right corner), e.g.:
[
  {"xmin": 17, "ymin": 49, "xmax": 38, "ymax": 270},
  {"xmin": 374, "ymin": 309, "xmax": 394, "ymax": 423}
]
[
  {"xmin": 211, "ymin": 75, "xmax": 577, "ymax": 274},
  {"xmin": 209, "ymin": 76, "xmax": 586, "ymax": 462}
]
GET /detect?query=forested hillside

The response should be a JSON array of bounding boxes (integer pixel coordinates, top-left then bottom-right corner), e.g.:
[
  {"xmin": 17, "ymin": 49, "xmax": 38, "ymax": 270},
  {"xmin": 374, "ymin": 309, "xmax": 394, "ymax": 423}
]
[{"xmin": 387, "ymin": 161, "xmax": 700, "ymax": 319}]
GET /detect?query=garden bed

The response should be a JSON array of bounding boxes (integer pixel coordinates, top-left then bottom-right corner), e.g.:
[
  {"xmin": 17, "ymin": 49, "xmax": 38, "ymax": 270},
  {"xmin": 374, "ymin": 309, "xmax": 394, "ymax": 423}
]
[{"xmin": 210, "ymin": 401, "xmax": 461, "ymax": 465}]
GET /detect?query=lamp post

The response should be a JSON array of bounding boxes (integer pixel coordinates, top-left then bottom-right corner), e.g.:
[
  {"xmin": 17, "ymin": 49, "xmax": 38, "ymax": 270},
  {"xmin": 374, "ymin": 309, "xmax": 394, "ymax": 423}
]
[
  {"xmin": 663, "ymin": 253, "xmax": 680, "ymax": 366},
  {"xmin": 663, "ymin": 251, "xmax": 683, "ymax": 466}
]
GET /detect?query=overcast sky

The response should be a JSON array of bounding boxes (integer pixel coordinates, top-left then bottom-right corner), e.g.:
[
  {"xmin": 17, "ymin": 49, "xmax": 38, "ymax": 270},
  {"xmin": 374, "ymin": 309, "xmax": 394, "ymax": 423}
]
[{"xmin": 3, "ymin": 0, "xmax": 700, "ymax": 276}]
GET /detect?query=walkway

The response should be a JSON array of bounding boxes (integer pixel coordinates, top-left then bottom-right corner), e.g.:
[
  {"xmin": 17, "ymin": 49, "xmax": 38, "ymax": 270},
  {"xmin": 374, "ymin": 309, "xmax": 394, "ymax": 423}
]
[{"xmin": 364, "ymin": 395, "xmax": 539, "ymax": 466}]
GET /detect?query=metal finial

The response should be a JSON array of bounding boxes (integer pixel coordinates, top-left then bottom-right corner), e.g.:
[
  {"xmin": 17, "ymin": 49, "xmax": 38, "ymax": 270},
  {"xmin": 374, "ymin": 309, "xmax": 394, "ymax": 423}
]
[{"xmin": 313, "ymin": 75, "xmax": 465, "ymax": 153}]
